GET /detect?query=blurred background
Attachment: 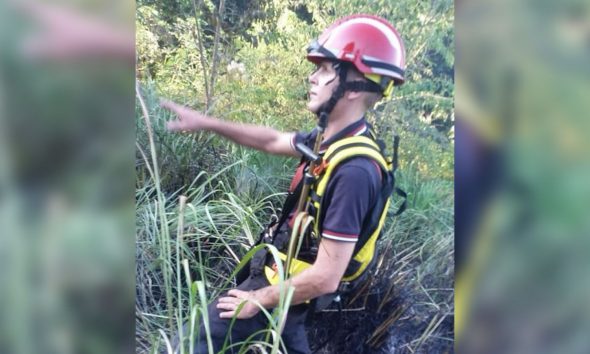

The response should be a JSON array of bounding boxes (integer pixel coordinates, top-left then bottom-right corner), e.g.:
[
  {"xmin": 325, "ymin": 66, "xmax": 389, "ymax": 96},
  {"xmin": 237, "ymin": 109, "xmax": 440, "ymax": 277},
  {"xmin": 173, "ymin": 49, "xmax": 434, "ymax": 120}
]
[
  {"xmin": 0, "ymin": 0, "xmax": 589, "ymax": 353},
  {"xmin": 456, "ymin": 0, "xmax": 590, "ymax": 353},
  {"xmin": 0, "ymin": 0, "xmax": 135, "ymax": 353}
]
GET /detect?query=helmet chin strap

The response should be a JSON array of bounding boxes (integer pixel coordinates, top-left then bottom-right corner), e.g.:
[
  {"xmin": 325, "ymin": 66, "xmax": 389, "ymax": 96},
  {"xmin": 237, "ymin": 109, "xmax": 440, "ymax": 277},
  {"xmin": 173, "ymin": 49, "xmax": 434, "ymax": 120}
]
[
  {"xmin": 316, "ymin": 61, "xmax": 349, "ymax": 129},
  {"xmin": 316, "ymin": 61, "xmax": 383, "ymax": 129}
]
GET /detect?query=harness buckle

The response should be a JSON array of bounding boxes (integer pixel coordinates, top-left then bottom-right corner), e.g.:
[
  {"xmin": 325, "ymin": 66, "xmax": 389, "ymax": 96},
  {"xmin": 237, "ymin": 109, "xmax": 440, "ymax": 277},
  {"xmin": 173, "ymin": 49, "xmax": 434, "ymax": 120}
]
[{"xmin": 312, "ymin": 159, "xmax": 329, "ymax": 176}]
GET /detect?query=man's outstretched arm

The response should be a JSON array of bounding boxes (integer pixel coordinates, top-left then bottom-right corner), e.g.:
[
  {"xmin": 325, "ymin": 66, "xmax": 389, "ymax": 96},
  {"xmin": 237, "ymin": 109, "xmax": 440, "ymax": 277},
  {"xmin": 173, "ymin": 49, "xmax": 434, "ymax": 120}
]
[
  {"xmin": 161, "ymin": 100, "xmax": 298, "ymax": 157},
  {"xmin": 216, "ymin": 238, "xmax": 355, "ymax": 319}
]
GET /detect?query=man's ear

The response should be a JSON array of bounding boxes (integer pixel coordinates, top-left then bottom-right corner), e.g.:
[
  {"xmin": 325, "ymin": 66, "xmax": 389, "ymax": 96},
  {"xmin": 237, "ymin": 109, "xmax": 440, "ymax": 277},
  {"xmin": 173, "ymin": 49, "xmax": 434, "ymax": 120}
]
[{"xmin": 346, "ymin": 90, "xmax": 363, "ymax": 101}]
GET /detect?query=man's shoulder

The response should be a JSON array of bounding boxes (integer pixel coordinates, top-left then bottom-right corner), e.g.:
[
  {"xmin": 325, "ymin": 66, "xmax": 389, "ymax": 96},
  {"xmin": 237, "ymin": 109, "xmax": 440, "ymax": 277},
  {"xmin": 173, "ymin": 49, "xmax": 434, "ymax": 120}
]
[
  {"xmin": 332, "ymin": 156, "xmax": 383, "ymax": 179},
  {"xmin": 324, "ymin": 156, "xmax": 383, "ymax": 201}
]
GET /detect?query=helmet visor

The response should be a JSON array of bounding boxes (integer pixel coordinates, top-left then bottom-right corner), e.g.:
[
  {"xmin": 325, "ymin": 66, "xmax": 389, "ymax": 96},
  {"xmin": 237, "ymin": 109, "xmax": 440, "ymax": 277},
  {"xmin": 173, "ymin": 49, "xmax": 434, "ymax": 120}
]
[{"xmin": 306, "ymin": 40, "xmax": 338, "ymax": 63}]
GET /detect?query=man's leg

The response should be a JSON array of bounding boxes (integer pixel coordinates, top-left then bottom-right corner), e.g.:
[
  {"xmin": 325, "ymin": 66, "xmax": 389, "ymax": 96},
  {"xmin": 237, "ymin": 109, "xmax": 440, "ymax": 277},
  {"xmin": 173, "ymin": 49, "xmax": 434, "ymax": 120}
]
[
  {"xmin": 192, "ymin": 298, "xmax": 269, "ymax": 354},
  {"xmin": 190, "ymin": 275, "xmax": 273, "ymax": 354},
  {"xmin": 280, "ymin": 304, "xmax": 311, "ymax": 354},
  {"xmin": 176, "ymin": 275, "xmax": 312, "ymax": 354}
]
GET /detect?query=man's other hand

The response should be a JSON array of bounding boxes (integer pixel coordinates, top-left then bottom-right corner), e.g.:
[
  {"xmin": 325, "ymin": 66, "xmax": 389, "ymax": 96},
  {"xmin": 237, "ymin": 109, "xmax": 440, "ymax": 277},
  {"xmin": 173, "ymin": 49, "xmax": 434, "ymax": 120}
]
[{"xmin": 216, "ymin": 289, "xmax": 261, "ymax": 319}]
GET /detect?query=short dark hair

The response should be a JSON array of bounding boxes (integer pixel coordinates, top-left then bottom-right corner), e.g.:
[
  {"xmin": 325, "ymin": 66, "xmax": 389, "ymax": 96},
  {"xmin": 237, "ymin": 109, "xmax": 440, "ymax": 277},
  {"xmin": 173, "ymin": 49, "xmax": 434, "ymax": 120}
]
[{"xmin": 346, "ymin": 67, "xmax": 383, "ymax": 109}]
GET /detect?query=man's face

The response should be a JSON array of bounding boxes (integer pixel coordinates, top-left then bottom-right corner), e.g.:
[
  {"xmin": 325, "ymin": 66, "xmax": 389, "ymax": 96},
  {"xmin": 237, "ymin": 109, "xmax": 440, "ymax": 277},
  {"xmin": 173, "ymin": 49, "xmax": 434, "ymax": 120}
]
[{"xmin": 307, "ymin": 60, "xmax": 339, "ymax": 114}]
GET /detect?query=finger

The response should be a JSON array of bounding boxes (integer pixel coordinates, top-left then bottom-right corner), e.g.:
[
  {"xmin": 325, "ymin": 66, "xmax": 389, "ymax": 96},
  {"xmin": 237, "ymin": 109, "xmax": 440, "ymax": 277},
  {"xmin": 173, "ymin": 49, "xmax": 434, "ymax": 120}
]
[
  {"xmin": 217, "ymin": 296, "xmax": 239, "ymax": 304},
  {"xmin": 160, "ymin": 99, "xmax": 183, "ymax": 113},
  {"xmin": 227, "ymin": 289, "xmax": 246, "ymax": 298},
  {"xmin": 219, "ymin": 310, "xmax": 235, "ymax": 319},
  {"xmin": 166, "ymin": 121, "xmax": 182, "ymax": 132},
  {"xmin": 216, "ymin": 301, "xmax": 237, "ymax": 311},
  {"xmin": 159, "ymin": 100, "xmax": 174, "ymax": 111}
]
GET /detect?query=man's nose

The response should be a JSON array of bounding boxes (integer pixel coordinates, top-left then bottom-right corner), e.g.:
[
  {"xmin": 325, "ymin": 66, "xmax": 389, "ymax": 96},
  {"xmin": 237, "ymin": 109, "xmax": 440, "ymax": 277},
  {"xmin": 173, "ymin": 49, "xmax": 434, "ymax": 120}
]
[{"xmin": 308, "ymin": 71, "xmax": 318, "ymax": 85}]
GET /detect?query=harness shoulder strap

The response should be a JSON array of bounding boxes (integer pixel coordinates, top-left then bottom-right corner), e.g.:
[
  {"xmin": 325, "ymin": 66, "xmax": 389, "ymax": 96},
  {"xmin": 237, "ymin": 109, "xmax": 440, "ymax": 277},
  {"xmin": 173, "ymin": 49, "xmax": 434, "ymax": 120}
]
[
  {"xmin": 311, "ymin": 136, "xmax": 392, "ymax": 239},
  {"xmin": 315, "ymin": 136, "xmax": 390, "ymax": 198}
]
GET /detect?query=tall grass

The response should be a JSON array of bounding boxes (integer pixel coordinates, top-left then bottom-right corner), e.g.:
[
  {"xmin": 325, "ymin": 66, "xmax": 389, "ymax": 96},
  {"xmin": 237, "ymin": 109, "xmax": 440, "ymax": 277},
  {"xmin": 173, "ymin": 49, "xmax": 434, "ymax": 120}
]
[{"xmin": 136, "ymin": 83, "xmax": 301, "ymax": 354}]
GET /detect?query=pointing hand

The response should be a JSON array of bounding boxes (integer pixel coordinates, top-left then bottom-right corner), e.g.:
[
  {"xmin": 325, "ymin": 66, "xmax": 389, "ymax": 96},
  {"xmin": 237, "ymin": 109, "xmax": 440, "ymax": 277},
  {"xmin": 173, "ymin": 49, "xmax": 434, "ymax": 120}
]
[{"xmin": 160, "ymin": 99, "xmax": 211, "ymax": 133}]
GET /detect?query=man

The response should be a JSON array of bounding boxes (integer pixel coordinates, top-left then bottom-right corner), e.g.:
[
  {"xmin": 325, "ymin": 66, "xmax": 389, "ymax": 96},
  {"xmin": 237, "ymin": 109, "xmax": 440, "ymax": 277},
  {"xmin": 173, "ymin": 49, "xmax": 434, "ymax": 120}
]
[{"xmin": 162, "ymin": 14, "xmax": 405, "ymax": 354}]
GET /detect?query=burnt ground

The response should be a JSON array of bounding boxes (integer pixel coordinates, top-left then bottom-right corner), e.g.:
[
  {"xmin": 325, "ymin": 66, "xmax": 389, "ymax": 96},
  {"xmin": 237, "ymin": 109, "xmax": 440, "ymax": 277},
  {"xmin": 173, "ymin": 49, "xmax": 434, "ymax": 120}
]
[
  {"xmin": 305, "ymin": 286, "xmax": 454, "ymax": 354},
  {"xmin": 305, "ymin": 258, "xmax": 454, "ymax": 354}
]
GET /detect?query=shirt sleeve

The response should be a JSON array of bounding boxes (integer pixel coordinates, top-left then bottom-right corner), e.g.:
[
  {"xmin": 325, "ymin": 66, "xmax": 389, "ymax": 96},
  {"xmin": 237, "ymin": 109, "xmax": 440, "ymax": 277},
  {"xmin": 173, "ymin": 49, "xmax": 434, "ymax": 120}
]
[
  {"xmin": 292, "ymin": 129, "xmax": 318, "ymax": 152},
  {"xmin": 319, "ymin": 158, "xmax": 381, "ymax": 243}
]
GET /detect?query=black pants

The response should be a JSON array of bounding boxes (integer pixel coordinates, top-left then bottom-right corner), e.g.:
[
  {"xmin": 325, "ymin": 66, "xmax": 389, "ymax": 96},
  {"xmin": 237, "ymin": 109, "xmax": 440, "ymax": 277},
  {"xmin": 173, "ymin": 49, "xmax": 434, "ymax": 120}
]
[{"xmin": 177, "ymin": 275, "xmax": 311, "ymax": 354}]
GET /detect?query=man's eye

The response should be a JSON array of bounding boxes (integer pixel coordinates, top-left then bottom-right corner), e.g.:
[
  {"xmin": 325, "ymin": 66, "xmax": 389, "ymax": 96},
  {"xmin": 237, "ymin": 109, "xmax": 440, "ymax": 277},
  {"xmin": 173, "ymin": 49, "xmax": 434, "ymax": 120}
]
[{"xmin": 310, "ymin": 64, "xmax": 321, "ymax": 75}]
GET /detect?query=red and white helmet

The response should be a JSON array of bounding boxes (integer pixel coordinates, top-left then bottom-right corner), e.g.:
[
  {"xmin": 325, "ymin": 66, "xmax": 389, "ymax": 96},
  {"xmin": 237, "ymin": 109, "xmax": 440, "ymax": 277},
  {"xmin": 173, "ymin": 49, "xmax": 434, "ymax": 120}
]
[{"xmin": 307, "ymin": 14, "xmax": 406, "ymax": 97}]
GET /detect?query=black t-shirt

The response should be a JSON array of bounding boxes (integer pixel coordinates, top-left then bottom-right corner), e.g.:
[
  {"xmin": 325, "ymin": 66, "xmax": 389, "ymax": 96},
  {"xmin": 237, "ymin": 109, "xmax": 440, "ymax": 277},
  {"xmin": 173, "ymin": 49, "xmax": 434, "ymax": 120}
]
[{"xmin": 289, "ymin": 118, "xmax": 382, "ymax": 243}]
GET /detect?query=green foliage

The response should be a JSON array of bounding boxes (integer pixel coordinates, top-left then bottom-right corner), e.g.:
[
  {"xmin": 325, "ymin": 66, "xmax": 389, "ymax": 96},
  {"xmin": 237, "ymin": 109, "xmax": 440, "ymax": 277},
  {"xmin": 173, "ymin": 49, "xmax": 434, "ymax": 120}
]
[{"xmin": 214, "ymin": 9, "xmax": 315, "ymax": 131}]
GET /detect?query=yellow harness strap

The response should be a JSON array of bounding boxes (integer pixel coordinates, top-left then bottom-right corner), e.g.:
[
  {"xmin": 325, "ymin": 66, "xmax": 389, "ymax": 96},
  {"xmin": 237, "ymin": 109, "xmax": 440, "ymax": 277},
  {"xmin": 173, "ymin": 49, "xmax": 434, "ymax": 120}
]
[{"xmin": 264, "ymin": 135, "xmax": 393, "ymax": 284}]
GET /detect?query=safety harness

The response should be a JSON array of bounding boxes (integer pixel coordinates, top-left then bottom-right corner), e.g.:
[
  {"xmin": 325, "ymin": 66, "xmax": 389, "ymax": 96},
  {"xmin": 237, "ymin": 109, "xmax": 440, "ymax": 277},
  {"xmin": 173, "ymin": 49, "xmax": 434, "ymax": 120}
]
[{"xmin": 248, "ymin": 125, "xmax": 406, "ymax": 310}]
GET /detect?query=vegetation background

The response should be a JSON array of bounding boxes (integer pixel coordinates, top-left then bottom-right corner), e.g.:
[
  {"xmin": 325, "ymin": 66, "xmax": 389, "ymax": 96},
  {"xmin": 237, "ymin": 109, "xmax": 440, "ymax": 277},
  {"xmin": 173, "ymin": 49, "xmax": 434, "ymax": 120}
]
[{"xmin": 135, "ymin": 0, "xmax": 454, "ymax": 353}]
